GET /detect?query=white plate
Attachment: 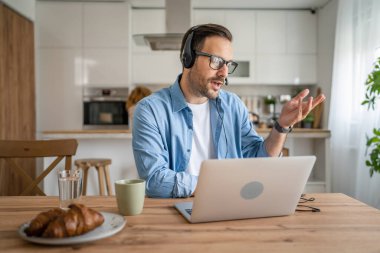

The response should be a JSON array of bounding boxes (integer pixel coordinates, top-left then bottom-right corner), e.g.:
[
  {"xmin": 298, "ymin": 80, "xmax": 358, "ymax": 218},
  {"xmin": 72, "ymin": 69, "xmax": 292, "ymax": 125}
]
[{"xmin": 18, "ymin": 212, "xmax": 126, "ymax": 245}]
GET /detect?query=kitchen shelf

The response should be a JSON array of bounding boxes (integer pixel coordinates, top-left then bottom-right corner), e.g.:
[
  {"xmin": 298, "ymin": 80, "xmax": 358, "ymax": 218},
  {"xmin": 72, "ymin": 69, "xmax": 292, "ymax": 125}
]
[{"xmin": 256, "ymin": 128, "xmax": 331, "ymax": 138}]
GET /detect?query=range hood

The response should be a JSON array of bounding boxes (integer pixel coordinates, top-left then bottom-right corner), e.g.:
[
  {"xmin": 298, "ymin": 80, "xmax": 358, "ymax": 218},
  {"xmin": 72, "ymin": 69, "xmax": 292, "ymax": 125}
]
[{"xmin": 134, "ymin": 0, "xmax": 192, "ymax": 51}]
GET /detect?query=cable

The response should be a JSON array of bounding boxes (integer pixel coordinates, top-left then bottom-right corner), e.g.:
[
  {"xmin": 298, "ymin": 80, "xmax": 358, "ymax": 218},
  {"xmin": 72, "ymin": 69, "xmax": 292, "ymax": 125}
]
[
  {"xmin": 215, "ymin": 97, "xmax": 228, "ymax": 158},
  {"xmin": 296, "ymin": 194, "xmax": 321, "ymax": 212},
  {"xmin": 296, "ymin": 204, "xmax": 321, "ymax": 212}
]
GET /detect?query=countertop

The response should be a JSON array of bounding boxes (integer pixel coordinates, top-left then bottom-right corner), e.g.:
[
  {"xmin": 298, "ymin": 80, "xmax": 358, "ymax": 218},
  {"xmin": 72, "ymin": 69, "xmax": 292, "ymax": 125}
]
[{"xmin": 42, "ymin": 128, "xmax": 331, "ymax": 139}]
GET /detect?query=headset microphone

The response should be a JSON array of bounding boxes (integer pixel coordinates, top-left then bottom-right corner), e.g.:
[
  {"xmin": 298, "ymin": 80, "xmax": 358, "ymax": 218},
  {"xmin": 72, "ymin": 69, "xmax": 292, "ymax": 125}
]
[{"xmin": 224, "ymin": 78, "xmax": 228, "ymax": 86}]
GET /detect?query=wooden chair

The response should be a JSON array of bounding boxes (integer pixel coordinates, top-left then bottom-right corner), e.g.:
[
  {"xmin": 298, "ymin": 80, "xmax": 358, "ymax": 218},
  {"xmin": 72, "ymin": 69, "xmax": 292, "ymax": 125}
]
[{"xmin": 0, "ymin": 139, "xmax": 78, "ymax": 195}]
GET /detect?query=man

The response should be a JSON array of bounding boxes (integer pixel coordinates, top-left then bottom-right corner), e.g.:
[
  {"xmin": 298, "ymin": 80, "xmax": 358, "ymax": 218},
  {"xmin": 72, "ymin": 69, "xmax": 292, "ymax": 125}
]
[{"xmin": 132, "ymin": 24, "xmax": 325, "ymax": 198}]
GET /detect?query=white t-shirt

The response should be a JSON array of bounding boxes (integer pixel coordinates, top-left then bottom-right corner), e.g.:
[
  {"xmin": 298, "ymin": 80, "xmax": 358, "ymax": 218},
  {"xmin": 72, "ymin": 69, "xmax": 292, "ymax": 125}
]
[{"xmin": 186, "ymin": 100, "xmax": 215, "ymax": 176}]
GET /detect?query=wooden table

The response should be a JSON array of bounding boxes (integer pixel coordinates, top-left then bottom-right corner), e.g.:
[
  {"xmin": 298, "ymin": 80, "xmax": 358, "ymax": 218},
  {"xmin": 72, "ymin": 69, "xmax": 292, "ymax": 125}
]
[{"xmin": 1, "ymin": 193, "xmax": 380, "ymax": 252}]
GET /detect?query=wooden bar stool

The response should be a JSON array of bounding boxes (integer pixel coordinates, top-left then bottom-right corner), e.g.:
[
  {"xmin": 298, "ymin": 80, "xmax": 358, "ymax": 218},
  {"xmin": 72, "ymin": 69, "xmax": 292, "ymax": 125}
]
[{"xmin": 74, "ymin": 158, "xmax": 113, "ymax": 196}]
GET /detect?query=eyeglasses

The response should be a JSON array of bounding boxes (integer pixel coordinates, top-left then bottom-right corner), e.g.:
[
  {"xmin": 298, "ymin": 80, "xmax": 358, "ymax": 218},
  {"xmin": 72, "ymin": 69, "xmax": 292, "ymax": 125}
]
[{"xmin": 195, "ymin": 51, "xmax": 238, "ymax": 74}]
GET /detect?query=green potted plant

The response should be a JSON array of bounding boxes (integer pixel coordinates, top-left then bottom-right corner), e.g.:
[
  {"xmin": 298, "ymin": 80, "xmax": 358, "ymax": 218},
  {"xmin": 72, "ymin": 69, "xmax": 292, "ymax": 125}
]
[
  {"xmin": 264, "ymin": 95, "xmax": 276, "ymax": 114},
  {"xmin": 302, "ymin": 114, "xmax": 314, "ymax": 129},
  {"xmin": 361, "ymin": 57, "xmax": 380, "ymax": 176}
]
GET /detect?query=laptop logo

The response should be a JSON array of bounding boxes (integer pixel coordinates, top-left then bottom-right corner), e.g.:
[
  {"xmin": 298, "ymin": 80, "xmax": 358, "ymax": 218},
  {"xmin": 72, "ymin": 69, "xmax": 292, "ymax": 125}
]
[{"xmin": 240, "ymin": 181, "xmax": 264, "ymax": 200}]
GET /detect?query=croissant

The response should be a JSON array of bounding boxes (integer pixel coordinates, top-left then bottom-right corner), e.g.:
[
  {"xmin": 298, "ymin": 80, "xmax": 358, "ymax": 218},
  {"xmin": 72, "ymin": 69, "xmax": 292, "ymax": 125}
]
[
  {"xmin": 42, "ymin": 204, "xmax": 104, "ymax": 238},
  {"xmin": 25, "ymin": 204, "xmax": 104, "ymax": 238},
  {"xmin": 24, "ymin": 208, "xmax": 66, "ymax": 237}
]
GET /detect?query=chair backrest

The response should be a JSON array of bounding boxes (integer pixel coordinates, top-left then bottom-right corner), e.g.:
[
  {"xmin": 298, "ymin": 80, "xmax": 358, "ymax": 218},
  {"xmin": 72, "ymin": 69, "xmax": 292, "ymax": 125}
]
[{"xmin": 0, "ymin": 139, "xmax": 78, "ymax": 196}]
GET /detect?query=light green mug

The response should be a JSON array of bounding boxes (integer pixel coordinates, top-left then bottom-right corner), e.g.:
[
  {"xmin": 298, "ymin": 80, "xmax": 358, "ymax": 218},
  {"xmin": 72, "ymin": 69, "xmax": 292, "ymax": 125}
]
[{"xmin": 115, "ymin": 179, "xmax": 145, "ymax": 216}]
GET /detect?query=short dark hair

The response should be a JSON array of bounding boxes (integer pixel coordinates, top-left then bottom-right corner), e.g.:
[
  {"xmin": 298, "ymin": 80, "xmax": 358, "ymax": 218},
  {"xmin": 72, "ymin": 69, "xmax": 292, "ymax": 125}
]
[{"xmin": 180, "ymin": 24, "xmax": 233, "ymax": 62}]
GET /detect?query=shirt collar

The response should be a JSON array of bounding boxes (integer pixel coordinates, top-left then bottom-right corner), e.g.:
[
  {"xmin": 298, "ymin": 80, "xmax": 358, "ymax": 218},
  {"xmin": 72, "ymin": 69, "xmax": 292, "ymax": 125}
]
[{"xmin": 170, "ymin": 74, "xmax": 189, "ymax": 113}]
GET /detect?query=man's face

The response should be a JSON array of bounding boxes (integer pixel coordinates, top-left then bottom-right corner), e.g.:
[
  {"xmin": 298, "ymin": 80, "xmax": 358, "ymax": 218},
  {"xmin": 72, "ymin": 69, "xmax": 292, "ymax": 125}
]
[{"xmin": 186, "ymin": 36, "xmax": 233, "ymax": 101}]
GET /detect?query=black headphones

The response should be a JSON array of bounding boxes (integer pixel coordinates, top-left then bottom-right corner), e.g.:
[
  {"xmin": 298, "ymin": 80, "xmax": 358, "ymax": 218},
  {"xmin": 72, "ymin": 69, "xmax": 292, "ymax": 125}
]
[
  {"xmin": 181, "ymin": 25, "xmax": 228, "ymax": 86},
  {"xmin": 181, "ymin": 26, "xmax": 199, "ymax": 69}
]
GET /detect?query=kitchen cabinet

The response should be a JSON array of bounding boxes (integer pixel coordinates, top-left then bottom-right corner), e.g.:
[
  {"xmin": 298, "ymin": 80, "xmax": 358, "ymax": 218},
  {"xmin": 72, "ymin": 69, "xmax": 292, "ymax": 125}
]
[
  {"xmin": 256, "ymin": 11, "xmax": 317, "ymax": 84},
  {"xmin": 83, "ymin": 2, "xmax": 130, "ymax": 87},
  {"xmin": 255, "ymin": 54, "xmax": 316, "ymax": 84},
  {"xmin": 36, "ymin": 1, "xmax": 83, "ymax": 132},
  {"xmin": 37, "ymin": 1, "xmax": 82, "ymax": 48},
  {"xmin": 193, "ymin": 9, "xmax": 226, "ymax": 27},
  {"xmin": 256, "ymin": 11, "xmax": 287, "ymax": 54},
  {"xmin": 37, "ymin": 1, "xmax": 130, "ymax": 86},
  {"xmin": 286, "ymin": 12, "xmax": 317, "ymax": 54},
  {"xmin": 193, "ymin": 9, "xmax": 316, "ymax": 85},
  {"xmin": 193, "ymin": 10, "xmax": 255, "ymax": 54},
  {"xmin": 132, "ymin": 51, "xmax": 182, "ymax": 85},
  {"xmin": 38, "ymin": 48, "xmax": 83, "ymax": 131},
  {"xmin": 36, "ymin": 1, "xmax": 130, "ymax": 132},
  {"xmin": 224, "ymin": 11, "xmax": 255, "ymax": 54},
  {"xmin": 83, "ymin": 3, "xmax": 129, "ymax": 48},
  {"xmin": 83, "ymin": 48, "xmax": 129, "ymax": 86},
  {"xmin": 256, "ymin": 11, "xmax": 316, "ymax": 54}
]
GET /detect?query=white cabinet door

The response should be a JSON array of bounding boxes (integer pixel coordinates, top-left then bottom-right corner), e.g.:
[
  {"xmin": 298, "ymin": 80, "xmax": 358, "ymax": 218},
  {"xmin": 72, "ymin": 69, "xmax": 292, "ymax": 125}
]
[
  {"xmin": 256, "ymin": 10, "xmax": 317, "ymax": 54},
  {"xmin": 38, "ymin": 49, "xmax": 83, "ymax": 131},
  {"xmin": 193, "ymin": 10, "xmax": 226, "ymax": 26},
  {"xmin": 255, "ymin": 11, "xmax": 317, "ymax": 84},
  {"xmin": 256, "ymin": 11, "xmax": 287, "ymax": 54},
  {"xmin": 193, "ymin": 10, "xmax": 255, "ymax": 53},
  {"xmin": 83, "ymin": 2, "xmax": 130, "ymax": 48},
  {"xmin": 286, "ymin": 12, "xmax": 317, "ymax": 54},
  {"xmin": 82, "ymin": 2, "xmax": 130, "ymax": 87},
  {"xmin": 83, "ymin": 49, "xmax": 129, "ymax": 87},
  {"xmin": 132, "ymin": 9, "xmax": 165, "ymax": 34},
  {"xmin": 255, "ymin": 54, "xmax": 316, "ymax": 84},
  {"xmin": 132, "ymin": 52, "xmax": 182, "ymax": 85},
  {"xmin": 36, "ymin": 1, "xmax": 82, "ymax": 47},
  {"xmin": 225, "ymin": 10, "xmax": 255, "ymax": 54}
]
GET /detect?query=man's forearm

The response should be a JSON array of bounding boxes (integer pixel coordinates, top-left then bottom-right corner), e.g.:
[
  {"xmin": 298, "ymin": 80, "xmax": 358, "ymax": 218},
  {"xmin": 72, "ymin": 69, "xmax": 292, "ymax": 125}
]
[{"xmin": 264, "ymin": 128, "xmax": 287, "ymax": 157}]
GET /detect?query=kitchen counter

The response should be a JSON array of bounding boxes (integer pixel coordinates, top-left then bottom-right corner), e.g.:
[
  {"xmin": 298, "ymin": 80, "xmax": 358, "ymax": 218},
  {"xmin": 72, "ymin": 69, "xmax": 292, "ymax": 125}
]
[
  {"xmin": 42, "ymin": 128, "xmax": 330, "ymax": 139},
  {"xmin": 41, "ymin": 128, "xmax": 331, "ymax": 195},
  {"xmin": 42, "ymin": 129, "xmax": 133, "ymax": 139}
]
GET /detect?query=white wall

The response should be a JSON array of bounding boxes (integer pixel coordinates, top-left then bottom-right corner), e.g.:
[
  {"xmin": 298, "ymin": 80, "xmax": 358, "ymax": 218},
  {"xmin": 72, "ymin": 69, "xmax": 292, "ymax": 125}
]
[
  {"xmin": 317, "ymin": 0, "xmax": 338, "ymax": 128},
  {"xmin": 1, "ymin": 0, "xmax": 35, "ymax": 21}
]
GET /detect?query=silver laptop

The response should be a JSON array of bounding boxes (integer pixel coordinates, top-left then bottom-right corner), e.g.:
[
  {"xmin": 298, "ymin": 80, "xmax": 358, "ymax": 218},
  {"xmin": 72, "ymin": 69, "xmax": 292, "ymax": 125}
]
[{"xmin": 175, "ymin": 156, "xmax": 316, "ymax": 223}]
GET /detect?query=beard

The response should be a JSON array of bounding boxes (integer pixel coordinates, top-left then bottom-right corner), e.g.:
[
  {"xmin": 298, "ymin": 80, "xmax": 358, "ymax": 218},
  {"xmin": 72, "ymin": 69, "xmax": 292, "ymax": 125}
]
[{"xmin": 187, "ymin": 68, "xmax": 224, "ymax": 100}]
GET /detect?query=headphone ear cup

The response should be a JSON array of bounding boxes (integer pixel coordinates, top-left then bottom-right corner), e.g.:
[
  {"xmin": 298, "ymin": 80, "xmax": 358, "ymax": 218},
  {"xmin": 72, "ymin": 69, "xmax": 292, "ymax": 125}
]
[{"xmin": 182, "ymin": 30, "xmax": 196, "ymax": 69}]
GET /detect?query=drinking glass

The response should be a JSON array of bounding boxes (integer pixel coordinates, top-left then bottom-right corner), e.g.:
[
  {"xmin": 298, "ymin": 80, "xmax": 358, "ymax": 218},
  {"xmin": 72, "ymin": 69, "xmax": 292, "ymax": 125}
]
[{"xmin": 57, "ymin": 168, "xmax": 83, "ymax": 209}]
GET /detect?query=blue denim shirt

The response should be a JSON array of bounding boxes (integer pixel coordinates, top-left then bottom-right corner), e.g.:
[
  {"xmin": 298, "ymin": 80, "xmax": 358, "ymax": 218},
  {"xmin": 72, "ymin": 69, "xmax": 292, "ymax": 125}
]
[{"xmin": 132, "ymin": 75, "xmax": 268, "ymax": 198}]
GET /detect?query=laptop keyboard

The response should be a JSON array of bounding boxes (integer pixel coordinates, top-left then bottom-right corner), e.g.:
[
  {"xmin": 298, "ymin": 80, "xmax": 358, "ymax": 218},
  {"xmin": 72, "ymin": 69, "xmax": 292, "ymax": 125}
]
[{"xmin": 185, "ymin": 208, "xmax": 192, "ymax": 215}]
